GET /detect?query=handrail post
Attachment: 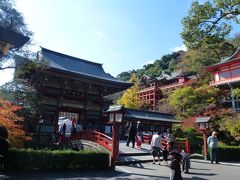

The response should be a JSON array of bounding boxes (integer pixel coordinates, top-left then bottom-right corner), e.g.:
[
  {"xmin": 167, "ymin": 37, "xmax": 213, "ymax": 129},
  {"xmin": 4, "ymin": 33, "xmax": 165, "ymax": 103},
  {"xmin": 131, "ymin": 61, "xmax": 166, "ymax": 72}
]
[
  {"xmin": 186, "ymin": 137, "xmax": 190, "ymax": 154},
  {"xmin": 111, "ymin": 123, "xmax": 120, "ymax": 170}
]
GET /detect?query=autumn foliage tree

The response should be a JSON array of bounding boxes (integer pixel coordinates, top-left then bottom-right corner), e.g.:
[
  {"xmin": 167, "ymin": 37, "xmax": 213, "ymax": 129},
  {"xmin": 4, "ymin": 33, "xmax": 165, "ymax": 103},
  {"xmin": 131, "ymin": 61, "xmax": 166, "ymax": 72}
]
[
  {"xmin": 117, "ymin": 74, "xmax": 142, "ymax": 109},
  {"xmin": 168, "ymin": 85, "xmax": 219, "ymax": 119},
  {"xmin": 0, "ymin": 98, "xmax": 26, "ymax": 147}
]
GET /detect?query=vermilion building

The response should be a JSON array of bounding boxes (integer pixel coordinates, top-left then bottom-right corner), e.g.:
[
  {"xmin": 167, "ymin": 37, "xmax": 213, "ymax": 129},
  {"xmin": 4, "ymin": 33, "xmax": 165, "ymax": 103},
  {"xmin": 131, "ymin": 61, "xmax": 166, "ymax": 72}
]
[
  {"xmin": 206, "ymin": 48, "xmax": 240, "ymax": 111},
  {"xmin": 138, "ymin": 71, "xmax": 195, "ymax": 110}
]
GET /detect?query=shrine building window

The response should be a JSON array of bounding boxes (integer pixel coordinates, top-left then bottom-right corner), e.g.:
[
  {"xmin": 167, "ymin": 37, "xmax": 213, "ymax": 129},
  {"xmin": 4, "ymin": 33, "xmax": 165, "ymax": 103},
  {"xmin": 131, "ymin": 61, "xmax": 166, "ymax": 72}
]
[
  {"xmin": 219, "ymin": 71, "xmax": 230, "ymax": 80},
  {"xmin": 231, "ymin": 68, "xmax": 240, "ymax": 78}
]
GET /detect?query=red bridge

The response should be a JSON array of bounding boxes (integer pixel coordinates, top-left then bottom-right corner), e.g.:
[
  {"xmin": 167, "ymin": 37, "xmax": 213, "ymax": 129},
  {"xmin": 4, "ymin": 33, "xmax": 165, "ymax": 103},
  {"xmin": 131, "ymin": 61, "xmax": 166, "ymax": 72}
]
[{"xmin": 60, "ymin": 130, "xmax": 190, "ymax": 164}]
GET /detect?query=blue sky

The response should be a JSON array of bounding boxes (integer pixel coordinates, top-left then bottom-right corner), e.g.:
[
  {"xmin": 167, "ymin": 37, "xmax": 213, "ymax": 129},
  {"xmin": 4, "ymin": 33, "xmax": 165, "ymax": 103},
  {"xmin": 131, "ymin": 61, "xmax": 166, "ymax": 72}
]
[
  {"xmin": 1, "ymin": 0, "xmax": 232, "ymax": 85},
  {"xmin": 15, "ymin": 0, "xmax": 193, "ymax": 74}
]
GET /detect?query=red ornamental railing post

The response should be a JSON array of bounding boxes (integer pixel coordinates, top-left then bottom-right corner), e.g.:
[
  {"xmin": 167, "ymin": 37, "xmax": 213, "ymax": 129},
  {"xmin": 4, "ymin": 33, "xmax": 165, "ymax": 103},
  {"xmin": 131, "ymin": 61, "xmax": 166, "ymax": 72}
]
[
  {"xmin": 186, "ymin": 137, "xmax": 190, "ymax": 154},
  {"xmin": 202, "ymin": 130, "xmax": 207, "ymax": 160},
  {"xmin": 111, "ymin": 123, "xmax": 120, "ymax": 170}
]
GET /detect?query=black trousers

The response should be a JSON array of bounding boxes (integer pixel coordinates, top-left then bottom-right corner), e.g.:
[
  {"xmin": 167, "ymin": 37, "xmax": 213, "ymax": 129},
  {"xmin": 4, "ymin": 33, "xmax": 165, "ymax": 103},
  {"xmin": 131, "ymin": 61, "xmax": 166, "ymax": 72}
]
[
  {"xmin": 210, "ymin": 147, "xmax": 218, "ymax": 163},
  {"xmin": 126, "ymin": 136, "xmax": 135, "ymax": 148}
]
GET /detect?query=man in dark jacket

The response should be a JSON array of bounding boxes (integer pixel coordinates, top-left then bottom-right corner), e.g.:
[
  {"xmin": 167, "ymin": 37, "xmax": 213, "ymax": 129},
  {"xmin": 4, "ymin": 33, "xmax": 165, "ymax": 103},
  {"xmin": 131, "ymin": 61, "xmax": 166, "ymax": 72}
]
[
  {"xmin": 169, "ymin": 151, "xmax": 182, "ymax": 180},
  {"xmin": 126, "ymin": 122, "xmax": 137, "ymax": 148}
]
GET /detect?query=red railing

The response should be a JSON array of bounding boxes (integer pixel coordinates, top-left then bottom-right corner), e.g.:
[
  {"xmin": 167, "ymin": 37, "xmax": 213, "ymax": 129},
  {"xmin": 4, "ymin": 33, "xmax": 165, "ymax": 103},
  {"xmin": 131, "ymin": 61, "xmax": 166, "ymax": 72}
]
[
  {"xmin": 210, "ymin": 76, "xmax": 240, "ymax": 86},
  {"xmin": 142, "ymin": 134, "xmax": 190, "ymax": 153},
  {"xmin": 142, "ymin": 134, "xmax": 152, "ymax": 144},
  {"xmin": 161, "ymin": 137, "xmax": 190, "ymax": 153},
  {"xmin": 63, "ymin": 130, "xmax": 113, "ymax": 152},
  {"xmin": 160, "ymin": 82, "xmax": 184, "ymax": 90}
]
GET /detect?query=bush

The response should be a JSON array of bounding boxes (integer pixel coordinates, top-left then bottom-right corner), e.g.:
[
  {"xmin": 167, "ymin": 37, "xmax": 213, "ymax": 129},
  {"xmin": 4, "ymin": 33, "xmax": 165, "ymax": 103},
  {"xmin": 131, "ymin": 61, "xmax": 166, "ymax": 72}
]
[
  {"xmin": 206, "ymin": 145, "xmax": 240, "ymax": 161},
  {"xmin": 6, "ymin": 148, "xmax": 110, "ymax": 171},
  {"xmin": 218, "ymin": 146, "xmax": 240, "ymax": 161}
]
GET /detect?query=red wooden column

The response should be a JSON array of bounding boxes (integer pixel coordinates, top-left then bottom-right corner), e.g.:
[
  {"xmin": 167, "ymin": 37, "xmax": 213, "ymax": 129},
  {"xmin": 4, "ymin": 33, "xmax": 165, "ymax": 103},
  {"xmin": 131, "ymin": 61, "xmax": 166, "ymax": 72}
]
[
  {"xmin": 111, "ymin": 123, "xmax": 120, "ymax": 169},
  {"xmin": 185, "ymin": 137, "xmax": 190, "ymax": 154},
  {"xmin": 201, "ymin": 129, "xmax": 208, "ymax": 160},
  {"xmin": 105, "ymin": 105, "xmax": 124, "ymax": 170}
]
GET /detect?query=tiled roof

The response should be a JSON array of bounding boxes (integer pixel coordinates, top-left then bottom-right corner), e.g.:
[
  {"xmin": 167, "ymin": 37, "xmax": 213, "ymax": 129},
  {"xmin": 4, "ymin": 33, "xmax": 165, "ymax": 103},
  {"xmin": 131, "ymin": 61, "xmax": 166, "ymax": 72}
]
[
  {"xmin": 124, "ymin": 108, "xmax": 179, "ymax": 123},
  {"xmin": 106, "ymin": 105, "xmax": 124, "ymax": 113},
  {"xmin": 39, "ymin": 47, "xmax": 132, "ymax": 88},
  {"xmin": 157, "ymin": 70, "xmax": 183, "ymax": 81},
  {"xmin": 195, "ymin": 117, "xmax": 210, "ymax": 123},
  {"xmin": 206, "ymin": 48, "xmax": 240, "ymax": 70},
  {"xmin": 0, "ymin": 26, "xmax": 29, "ymax": 48}
]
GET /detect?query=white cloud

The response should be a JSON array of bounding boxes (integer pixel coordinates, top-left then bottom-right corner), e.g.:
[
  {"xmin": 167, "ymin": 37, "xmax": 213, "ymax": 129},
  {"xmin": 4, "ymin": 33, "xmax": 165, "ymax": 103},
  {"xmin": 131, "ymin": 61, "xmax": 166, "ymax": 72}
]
[
  {"xmin": 0, "ymin": 68, "xmax": 14, "ymax": 86},
  {"xmin": 93, "ymin": 30, "xmax": 104, "ymax": 38},
  {"xmin": 170, "ymin": 44, "xmax": 187, "ymax": 52}
]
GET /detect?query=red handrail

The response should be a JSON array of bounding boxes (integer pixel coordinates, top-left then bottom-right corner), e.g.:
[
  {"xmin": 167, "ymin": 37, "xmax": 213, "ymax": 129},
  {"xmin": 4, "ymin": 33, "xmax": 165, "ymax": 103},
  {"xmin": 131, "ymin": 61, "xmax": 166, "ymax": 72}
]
[
  {"xmin": 143, "ymin": 134, "xmax": 190, "ymax": 153},
  {"xmin": 161, "ymin": 138, "xmax": 169, "ymax": 151},
  {"xmin": 66, "ymin": 130, "xmax": 113, "ymax": 152}
]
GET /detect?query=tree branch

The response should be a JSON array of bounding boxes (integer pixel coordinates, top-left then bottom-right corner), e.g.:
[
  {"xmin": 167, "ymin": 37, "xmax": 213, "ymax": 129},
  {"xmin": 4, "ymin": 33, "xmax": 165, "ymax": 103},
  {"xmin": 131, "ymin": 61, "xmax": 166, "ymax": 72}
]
[
  {"xmin": 0, "ymin": 65, "xmax": 15, "ymax": 70},
  {"xmin": 198, "ymin": 10, "xmax": 240, "ymax": 41}
]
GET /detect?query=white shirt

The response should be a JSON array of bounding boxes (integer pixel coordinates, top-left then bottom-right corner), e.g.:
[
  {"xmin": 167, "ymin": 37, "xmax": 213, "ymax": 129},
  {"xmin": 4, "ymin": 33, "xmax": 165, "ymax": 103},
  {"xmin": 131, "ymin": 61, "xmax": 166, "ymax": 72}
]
[{"xmin": 151, "ymin": 134, "xmax": 161, "ymax": 148}]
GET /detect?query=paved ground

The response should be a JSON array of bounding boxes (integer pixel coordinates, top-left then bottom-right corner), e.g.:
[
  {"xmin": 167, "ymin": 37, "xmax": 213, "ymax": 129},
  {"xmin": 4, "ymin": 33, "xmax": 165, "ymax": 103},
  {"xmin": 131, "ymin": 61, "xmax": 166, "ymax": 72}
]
[
  {"xmin": 115, "ymin": 159, "xmax": 240, "ymax": 180},
  {"xmin": 1, "ymin": 142, "xmax": 239, "ymax": 179},
  {"xmin": 119, "ymin": 140, "xmax": 151, "ymax": 154},
  {"xmin": 1, "ymin": 159, "xmax": 239, "ymax": 180}
]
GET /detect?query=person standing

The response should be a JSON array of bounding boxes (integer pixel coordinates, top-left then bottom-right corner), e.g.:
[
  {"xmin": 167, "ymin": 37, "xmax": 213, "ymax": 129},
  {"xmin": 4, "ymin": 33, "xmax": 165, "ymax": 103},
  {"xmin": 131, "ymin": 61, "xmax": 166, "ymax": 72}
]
[
  {"xmin": 126, "ymin": 122, "xmax": 137, "ymax": 148},
  {"xmin": 76, "ymin": 123, "xmax": 83, "ymax": 134},
  {"xmin": 137, "ymin": 121, "xmax": 144, "ymax": 141},
  {"xmin": 124, "ymin": 122, "xmax": 130, "ymax": 140},
  {"xmin": 137, "ymin": 121, "xmax": 144, "ymax": 133},
  {"xmin": 62, "ymin": 123, "xmax": 66, "ymax": 140},
  {"xmin": 207, "ymin": 131, "xmax": 219, "ymax": 164},
  {"xmin": 169, "ymin": 151, "xmax": 182, "ymax": 180},
  {"xmin": 166, "ymin": 129, "xmax": 174, "ymax": 152},
  {"xmin": 150, "ymin": 131, "xmax": 162, "ymax": 165}
]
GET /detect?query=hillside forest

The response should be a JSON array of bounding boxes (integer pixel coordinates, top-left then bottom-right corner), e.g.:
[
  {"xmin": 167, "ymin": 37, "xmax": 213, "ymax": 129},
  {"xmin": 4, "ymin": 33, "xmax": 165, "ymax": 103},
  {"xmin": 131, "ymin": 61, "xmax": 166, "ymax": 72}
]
[{"xmin": 116, "ymin": 0, "xmax": 240, "ymax": 145}]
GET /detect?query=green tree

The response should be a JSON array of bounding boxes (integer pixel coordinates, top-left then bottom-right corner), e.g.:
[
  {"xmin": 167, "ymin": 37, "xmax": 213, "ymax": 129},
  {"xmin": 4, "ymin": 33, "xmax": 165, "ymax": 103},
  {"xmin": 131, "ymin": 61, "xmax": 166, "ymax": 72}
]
[
  {"xmin": 117, "ymin": 74, "xmax": 142, "ymax": 109},
  {"xmin": 117, "ymin": 71, "xmax": 132, "ymax": 82},
  {"xmin": 177, "ymin": 41, "xmax": 236, "ymax": 79},
  {"xmin": 220, "ymin": 114, "xmax": 240, "ymax": 142},
  {"xmin": 168, "ymin": 85, "xmax": 219, "ymax": 118},
  {"xmin": 229, "ymin": 33, "xmax": 240, "ymax": 47},
  {"xmin": 117, "ymin": 51, "xmax": 185, "ymax": 81},
  {"xmin": 181, "ymin": 0, "xmax": 240, "ymax": 49},
  {"xmin": 0, "ymin": 0, "xmax": 33, "ymax": 69}
]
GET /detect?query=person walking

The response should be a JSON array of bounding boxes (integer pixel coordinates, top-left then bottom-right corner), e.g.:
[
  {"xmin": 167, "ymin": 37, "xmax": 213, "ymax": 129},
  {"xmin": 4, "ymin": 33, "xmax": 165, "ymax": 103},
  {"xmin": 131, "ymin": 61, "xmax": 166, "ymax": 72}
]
[
  {"xmin": 207, "ymin": 131, "xmax": 219, "ymax": 164},
  {"xmin": 126, "ymin": 122, "xmax": 137, "ymax": 148},
  {"xmin": 150, "ymin": 131, "xmax": 162, "ymax": 165}
]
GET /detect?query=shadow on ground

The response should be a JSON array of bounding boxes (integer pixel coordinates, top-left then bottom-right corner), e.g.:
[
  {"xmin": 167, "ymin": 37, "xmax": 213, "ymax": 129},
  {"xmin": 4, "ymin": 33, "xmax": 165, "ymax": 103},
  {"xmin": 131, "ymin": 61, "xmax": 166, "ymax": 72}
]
[{"xmin": 0, "ymin": 170, "xmax": 125, "ymax": 180}]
